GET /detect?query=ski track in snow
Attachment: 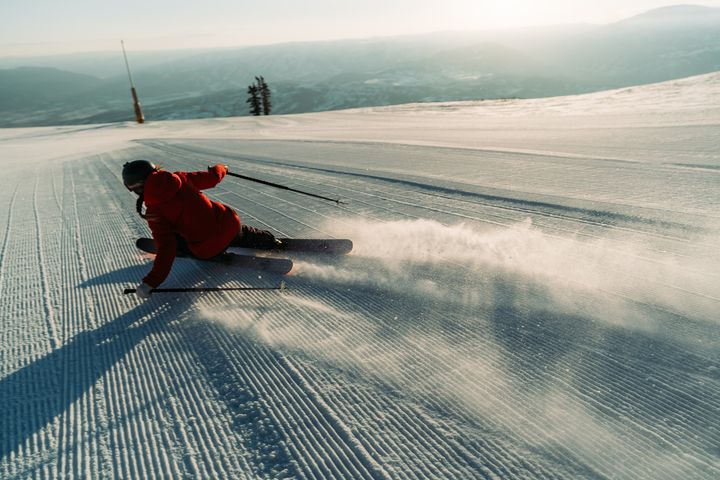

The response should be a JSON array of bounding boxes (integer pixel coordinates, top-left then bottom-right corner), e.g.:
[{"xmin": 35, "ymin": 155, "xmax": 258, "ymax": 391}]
[{"xmin": 1, "ymin": 73, "xmax": 720, "ymax": 479}]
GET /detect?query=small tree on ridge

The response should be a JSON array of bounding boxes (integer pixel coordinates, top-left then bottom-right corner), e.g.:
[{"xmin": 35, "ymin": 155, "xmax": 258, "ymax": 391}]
[
  {"xmin": 246, "ymin": 83, "xmax": 261, "ymax": 116},
  {"xmin": 256, "ymin": 76, "xmax": 272, "ymax": 115}
]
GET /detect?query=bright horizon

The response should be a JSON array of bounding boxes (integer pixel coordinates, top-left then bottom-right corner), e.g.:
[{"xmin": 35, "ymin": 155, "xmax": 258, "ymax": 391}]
[{"xmin": 2, "ymin": 0, "xmax": 720, "ymax": 58}]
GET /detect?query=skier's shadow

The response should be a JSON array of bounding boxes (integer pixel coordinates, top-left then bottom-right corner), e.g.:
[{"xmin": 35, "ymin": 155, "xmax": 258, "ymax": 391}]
[
  {"xmin": 0, "ymin": 298, "xmax": 185, "ymax": 461},
  {"xmin": 77, "ymin": 264, "xmax": 148, "ymax": 288}
]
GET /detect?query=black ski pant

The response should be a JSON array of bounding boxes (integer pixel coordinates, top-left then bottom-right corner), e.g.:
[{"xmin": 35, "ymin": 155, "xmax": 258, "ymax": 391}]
[
  {"xmin": 174, "ymin": 225, "xmax": 278, "ymax": 258},
  {"xmin": 229, "ymin": 224, "xmax": 279, "ymax": 249}
]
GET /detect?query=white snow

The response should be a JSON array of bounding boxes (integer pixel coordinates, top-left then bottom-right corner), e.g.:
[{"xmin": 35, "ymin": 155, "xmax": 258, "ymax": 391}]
[{"xmin": 1, "ymin": 71, "xmax": 719, "ymax": 479}]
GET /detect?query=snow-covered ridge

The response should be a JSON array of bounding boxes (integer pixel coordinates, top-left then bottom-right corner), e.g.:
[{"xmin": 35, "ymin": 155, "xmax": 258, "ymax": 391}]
[
  {"xmin": 3, "ymin": 70, "xmax": 719, "ymax": 169},
  {"xmin": 361, "ymin": 71, "xmax": 720, "ymax": 117}
]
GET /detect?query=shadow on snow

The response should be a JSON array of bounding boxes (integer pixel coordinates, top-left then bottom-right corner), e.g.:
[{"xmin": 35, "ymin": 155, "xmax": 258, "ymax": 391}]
[{"xmin": 0, "ymin": 294, "xmax": 191, "ymax": 461}]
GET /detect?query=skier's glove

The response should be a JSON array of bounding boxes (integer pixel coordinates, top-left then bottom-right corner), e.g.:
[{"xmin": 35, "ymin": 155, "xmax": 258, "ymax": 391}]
[
  {"xmin": 208, "ymin": 164, "xmax": 229, "ymax": 177},
  {"xmin": 136, "ymin": 282, "xmax": 153, "ymax": 300}
]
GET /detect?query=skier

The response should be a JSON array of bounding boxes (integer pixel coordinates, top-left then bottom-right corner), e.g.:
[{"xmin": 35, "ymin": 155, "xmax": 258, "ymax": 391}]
[{"xmin": 122, "ymin": 160, "xmax": 281, "ymax": 299}]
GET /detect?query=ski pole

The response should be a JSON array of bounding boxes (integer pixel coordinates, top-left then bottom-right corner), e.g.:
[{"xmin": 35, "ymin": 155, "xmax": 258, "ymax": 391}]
[
  {"xmin": 225, "ymin": 171, "xmax": 345, "ymax": 205},
  {"xmin": 123, "ymin": 282, "xmax": 286, "ymax": 295}
]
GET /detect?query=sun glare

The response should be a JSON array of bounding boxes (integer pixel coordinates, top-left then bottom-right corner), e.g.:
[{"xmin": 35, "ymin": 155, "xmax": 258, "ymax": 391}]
[{"xmin": 455, "ymin": 0, "xmax": 578, "ymax": 30}]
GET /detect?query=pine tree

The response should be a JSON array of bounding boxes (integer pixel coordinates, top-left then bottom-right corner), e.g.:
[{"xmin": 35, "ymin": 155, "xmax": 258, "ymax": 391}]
[
  {"xmin": 256, "ymin": 76, "xmax": 272, "ymax": 115},
  {"xmin": 246, "ymin": 84, "xmax": 261, "ymax": 116}
]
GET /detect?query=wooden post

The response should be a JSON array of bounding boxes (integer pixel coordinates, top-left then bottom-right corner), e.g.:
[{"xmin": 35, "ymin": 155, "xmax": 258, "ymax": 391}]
[{"xmin": 121, "ymin": 40, "xmax": 145, "ymax": 124}]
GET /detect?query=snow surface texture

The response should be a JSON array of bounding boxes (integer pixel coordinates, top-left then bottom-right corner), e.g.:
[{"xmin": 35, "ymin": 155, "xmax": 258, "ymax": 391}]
[{"xmin": 1, "ymin": 72, "xmax": 719, "ymax": 479}]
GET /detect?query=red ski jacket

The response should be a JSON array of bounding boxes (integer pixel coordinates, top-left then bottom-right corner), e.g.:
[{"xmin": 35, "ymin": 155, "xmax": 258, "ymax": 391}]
[{"xmin": 142, "ymin": 164, "xmax": 240, "ymax": 287}]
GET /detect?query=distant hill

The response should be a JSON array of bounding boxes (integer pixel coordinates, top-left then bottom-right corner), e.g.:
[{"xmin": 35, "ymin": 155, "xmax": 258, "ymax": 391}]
[
  {"xmin": 619, "ymin": 4, "xmax": 718, "ymax": 22},
  {"xmin": 550, "ymin": 4, "xmax": 720, "ymax": 86},
  {"xmin": 1, "ymin": 4, "xmax": 719, "ymax": 127},
  {"xmin": 0, "ymin": 67, "xmax": 103, "ymax": 110}
]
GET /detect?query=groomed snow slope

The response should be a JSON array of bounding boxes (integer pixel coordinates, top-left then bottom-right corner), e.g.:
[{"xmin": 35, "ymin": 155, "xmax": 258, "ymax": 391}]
[{"xmin": 1, "ymin": 72, "xmax": 719, "ymax": 479}]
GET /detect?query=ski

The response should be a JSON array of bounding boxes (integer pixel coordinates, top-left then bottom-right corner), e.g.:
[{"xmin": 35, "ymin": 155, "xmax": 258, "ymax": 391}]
[
  {"xmin": 276, "ymin": 238, "xmax": 353, "ymax": 255},
  {"xmin": 135, "ymin": 238, "xmax": 294, "ymax": 274},
  {"xmin": 137, "ymin": 237, "xmax": 353, "ymax": 256}
]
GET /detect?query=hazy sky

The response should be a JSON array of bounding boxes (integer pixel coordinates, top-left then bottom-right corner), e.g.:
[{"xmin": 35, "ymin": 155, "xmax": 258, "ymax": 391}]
[{"xmin": 2, "ymin": 0, "xmax": 720, "ymax": 57}]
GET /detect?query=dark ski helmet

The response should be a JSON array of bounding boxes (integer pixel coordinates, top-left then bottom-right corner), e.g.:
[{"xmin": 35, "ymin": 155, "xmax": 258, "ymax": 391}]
[{"xmin": 122, "ymin": 160, "xmax": 156, "ymax": 188}]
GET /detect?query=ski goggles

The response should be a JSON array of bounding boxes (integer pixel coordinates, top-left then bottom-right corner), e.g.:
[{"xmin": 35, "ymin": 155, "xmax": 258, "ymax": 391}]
[{"xmin": 125, "ymin": 181, "xmax": 145, "ymax": 193}]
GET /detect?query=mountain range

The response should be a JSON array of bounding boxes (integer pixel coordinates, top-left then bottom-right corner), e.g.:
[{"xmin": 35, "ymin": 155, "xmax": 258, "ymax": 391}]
[{"xmin": 1, "ymin": 4, "xmax": 719, "ymax": 127}]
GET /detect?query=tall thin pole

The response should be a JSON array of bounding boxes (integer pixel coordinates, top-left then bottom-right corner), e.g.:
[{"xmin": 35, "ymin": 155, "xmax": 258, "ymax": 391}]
[
  {"xmin": 226, "ymin": 170, "xmax": 344, "ymax": 204},
  {"xmin": 121, "ymin": 40, "xmax": 145, "ymax": 124},
  {"xmin": 123, "ymin": 283, "xmax": 286, "ymax": 295}
]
